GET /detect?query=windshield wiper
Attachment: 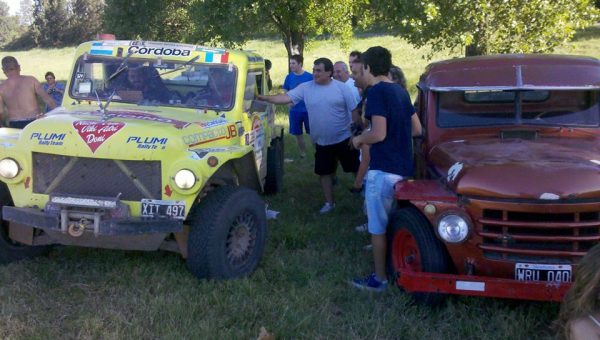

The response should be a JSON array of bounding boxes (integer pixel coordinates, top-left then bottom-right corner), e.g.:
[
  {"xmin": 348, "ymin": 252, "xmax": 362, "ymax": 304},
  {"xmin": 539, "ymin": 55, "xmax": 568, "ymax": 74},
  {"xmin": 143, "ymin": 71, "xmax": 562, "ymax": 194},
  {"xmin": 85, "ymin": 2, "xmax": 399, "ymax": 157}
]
[
  {"xmin": 108, "ymin": 50, "xmax": 134, "ymax": 81},
  {"xmin": 94, "ymin": 87, "xmax": 118, "ymax": 118},
  {"xmin": 158, "ymin": 55, "xmax": 200, "ymax": 77}
]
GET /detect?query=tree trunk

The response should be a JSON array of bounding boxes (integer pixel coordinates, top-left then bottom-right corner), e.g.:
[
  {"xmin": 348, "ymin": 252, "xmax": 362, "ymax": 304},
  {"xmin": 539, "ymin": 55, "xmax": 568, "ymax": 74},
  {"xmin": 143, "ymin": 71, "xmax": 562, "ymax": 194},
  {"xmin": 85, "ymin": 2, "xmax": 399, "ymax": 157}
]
[
  {"xmin": 465, "ymin": 43, "xmax": 485, "ymax": 56},
  {"xmin": 282, "ymin": 30, "xmax": 305, "ymax": 73}
]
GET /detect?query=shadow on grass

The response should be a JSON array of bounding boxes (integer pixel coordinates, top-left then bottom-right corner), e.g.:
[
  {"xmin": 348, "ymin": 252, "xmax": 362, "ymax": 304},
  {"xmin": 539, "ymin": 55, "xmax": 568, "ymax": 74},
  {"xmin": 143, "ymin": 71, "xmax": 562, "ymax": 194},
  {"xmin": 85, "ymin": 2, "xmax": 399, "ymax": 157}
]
[{"xmin": 571, "ymin": 25, "xmax": 600, "ymax": 42}]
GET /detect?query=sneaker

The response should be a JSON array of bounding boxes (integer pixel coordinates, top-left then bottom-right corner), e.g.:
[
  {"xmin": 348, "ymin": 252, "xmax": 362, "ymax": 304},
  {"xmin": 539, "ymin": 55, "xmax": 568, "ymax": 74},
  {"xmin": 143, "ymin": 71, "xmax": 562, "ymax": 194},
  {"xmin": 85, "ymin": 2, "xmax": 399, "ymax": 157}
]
[
  {"xmin": 363, "ymin": 244, "xmax": 373, "ymax": 251},
  {"xmin": 355, "ymin": 223, "xmax": 368, "ymax": 232},
  {"xmin": 351, "ymin": 273, "xmax": 388, "ymax": 292},
  {"xmin": 300, "ymin": 152, "xmax": 306, "ymax": 158},
  {"xmin": 319, "ymin": 202, "xmax": 335, "ymax": 214}
]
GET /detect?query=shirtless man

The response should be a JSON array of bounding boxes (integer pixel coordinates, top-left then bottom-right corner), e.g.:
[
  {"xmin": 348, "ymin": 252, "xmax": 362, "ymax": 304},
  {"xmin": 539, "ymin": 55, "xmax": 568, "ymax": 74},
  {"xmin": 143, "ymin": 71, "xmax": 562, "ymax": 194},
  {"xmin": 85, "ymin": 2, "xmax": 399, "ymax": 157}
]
[{"xmin": 0, "ymin": 56, "xmax": 56, "ymax": 128}]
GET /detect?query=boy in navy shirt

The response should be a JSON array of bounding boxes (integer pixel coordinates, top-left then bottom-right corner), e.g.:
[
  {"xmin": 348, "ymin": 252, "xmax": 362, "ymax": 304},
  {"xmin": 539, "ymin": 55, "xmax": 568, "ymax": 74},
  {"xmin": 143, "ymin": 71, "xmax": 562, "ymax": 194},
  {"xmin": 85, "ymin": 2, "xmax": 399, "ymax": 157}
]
[{"xmin": 350, "ymin": 46, "xmax": 415, "ymax": 292}]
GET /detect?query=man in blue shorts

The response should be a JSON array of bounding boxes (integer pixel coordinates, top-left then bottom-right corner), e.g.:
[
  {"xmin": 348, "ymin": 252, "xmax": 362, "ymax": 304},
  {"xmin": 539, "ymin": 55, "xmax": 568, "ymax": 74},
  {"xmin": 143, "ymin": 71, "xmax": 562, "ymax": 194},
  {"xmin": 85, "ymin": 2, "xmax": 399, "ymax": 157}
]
[
  {"xmin": 258, "ymin": 57, "xmax": 359, "ymax": 214},
  {"xmin": 283, "ymin": 55, "xmax": 313, "ymax": 158},
  {"xmin": 350, "ymin": 46, "xmax": 415, "ymax": 292}
]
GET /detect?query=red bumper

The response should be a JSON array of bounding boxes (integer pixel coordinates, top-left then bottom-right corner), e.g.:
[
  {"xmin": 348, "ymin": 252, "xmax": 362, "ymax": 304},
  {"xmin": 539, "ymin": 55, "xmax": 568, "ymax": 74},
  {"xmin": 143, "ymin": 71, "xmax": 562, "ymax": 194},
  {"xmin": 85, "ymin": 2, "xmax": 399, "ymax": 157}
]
[{"xmin": 398, "ymin": 270, "xmax": 571, "ymax": 301}]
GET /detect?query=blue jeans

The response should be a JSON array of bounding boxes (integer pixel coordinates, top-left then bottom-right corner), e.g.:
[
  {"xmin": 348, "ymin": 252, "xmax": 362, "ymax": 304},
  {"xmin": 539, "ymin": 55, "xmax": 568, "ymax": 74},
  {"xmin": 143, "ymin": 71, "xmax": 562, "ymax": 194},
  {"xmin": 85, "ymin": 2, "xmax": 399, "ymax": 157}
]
[{"xmin": 365, "ymin": 170, "xmax": 403, "ymax": 235}]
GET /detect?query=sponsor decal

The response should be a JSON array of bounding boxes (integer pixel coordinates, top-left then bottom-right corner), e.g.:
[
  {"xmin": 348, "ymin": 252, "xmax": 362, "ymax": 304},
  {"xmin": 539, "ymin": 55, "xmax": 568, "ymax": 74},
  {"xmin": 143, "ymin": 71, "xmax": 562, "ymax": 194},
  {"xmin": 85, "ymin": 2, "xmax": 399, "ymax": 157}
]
[
  {"xmin": 196, "ymin": 118, "xmax": 228, "ymax": 129},
  {"xmin": 191, "ymin": 145, "xmax": 245, "ymax": 159},
  {"xmin": 30, "ymin": 132, "xmax": 66, "ymax": 146},
  {"xmin": 447, "ymin": 162, "xmax": 463, "ymax": 182},
  {"xmin": 73, "ymin": 121, "xmax": 125, "ymax": 153},
  {"xmin": 204, "ymin": 51, "xmax": 229, "ymax": 64},
  {"xmin": 246, "ymin": 115, "xmax": 265, "ymax": 169},
  {"xmin": 128, "ymin": 45, "xmax": 192, "ymax": 57},
  {"xmin": 90, "ymin": 111, "xmax": 190, "ymax": 129},
  {"xmin": 194, "ymin": 47, "xmax": 229, "ymax": 64},
  {"xmin": 183, "ymin": 124, "xmax": 238, "ymax": 147},
  {"xmin": 90, "ymin": 42, "xmax": 113, "ymax": 56},
  {"xmin": 126, "ymin": 136, "xmax": 168, "ymax": 150}
]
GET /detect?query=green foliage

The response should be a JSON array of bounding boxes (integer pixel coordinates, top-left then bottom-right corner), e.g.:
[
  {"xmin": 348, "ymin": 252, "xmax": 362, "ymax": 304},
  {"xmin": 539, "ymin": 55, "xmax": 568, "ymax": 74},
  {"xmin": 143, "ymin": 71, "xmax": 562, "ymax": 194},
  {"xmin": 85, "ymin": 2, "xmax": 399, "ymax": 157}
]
[
  {"xmin": 102, "ymin": 0, "xmax": 193, "ymax": 41},
  {"xmin": 0, "ymin": 1, "xmax": 24, "ymax": 48},
  {"xmin": 373, "ymin": 0, "xmax": 600, "ymax": 57},
  {"xmin": 26, "ymin": 0, "xmax": 105, "ymax": 48},
  {"xmin": 64, "ymin": 0, "xmax": 105, "ymax": 44},
  {"xmin": 189, "ymin": 0, "xmax": 368, "ymax": 60},
  {"xmin": 31, "ymin": 0, "xmax": 69, "ymax": 46}
]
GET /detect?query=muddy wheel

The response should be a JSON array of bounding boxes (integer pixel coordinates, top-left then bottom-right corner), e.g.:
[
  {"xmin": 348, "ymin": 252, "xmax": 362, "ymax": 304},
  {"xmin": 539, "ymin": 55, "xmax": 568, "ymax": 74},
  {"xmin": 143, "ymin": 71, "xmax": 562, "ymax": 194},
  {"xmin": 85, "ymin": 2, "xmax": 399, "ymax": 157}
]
[
  {"xmin": 186, "ymin": 186, "xmax": 267, "ymax": 280},
  {"xmin": 0, "ymin": 185, "xmax": 50, "ymax": 264},
  {"xmin": 387, "ymin": 207, "xmax": 449, "ymax": 305},
  {"xmin": 264, "ymin": 136, "xmax": 284, "ymax": 194}
]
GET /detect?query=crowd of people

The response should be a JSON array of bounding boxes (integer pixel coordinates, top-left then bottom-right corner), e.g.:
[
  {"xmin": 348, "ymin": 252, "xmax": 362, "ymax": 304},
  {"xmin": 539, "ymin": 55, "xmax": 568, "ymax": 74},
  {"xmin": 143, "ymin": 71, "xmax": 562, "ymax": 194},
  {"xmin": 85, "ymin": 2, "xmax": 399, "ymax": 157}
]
[
  {"xmin": 0, "ymin": 56, "xmax": 62, "ymax": 128},
  {"xmin": 259, "ymin": 46, "xmax": 421, "ymax": 291}
]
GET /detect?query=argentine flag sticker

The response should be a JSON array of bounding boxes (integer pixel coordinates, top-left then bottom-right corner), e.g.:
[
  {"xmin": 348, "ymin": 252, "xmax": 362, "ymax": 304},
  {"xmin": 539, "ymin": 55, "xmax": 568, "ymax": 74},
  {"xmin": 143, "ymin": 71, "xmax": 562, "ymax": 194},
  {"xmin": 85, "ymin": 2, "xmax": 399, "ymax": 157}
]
[{"xmin": 90, "ymin": 42, "xmax": 113, "ymax": 56}]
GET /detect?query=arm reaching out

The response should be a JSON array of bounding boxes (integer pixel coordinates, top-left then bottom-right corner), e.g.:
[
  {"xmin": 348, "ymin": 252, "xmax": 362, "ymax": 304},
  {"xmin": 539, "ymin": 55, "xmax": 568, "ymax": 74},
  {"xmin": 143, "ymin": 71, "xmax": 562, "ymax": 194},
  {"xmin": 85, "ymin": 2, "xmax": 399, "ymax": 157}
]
[{"xmin": 257, "ymin": 93, "xmax": 293, "ymax": 105}]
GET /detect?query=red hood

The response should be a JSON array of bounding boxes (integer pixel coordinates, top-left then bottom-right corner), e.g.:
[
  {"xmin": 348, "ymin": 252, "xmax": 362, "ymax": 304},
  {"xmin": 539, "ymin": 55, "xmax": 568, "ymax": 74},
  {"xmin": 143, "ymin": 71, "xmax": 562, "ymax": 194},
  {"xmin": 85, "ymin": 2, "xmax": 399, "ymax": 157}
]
[{"xmin": 430, "ymin": 137, "xmax": 600, "ymax": 200}]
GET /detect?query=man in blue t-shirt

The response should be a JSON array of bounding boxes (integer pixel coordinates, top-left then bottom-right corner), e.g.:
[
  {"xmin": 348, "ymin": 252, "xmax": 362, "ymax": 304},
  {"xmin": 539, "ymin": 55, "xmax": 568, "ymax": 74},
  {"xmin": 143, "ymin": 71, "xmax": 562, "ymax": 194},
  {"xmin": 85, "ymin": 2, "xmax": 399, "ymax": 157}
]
[
  {"xmin": 350, "ymin": 46, "xmax": 415, "ymax": 292},
  {"xmin": 43, "ymin": 71, "xmax": 65, "ymax": 112},
  {"xmin": 283, "ymin": 54, "xmax": 313, "ymax": 158}
]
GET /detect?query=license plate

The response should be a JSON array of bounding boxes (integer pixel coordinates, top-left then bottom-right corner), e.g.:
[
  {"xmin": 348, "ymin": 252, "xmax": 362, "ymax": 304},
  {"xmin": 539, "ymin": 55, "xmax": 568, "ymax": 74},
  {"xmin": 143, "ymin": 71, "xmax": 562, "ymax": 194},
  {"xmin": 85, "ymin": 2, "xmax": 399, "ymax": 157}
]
[
  {"xmin": 141, "ymin": 199, "xmax": 185, "ymax": 220},
  {"xmin": 515, "ymin": 263, "xmax": 572, "ymax": 283}
]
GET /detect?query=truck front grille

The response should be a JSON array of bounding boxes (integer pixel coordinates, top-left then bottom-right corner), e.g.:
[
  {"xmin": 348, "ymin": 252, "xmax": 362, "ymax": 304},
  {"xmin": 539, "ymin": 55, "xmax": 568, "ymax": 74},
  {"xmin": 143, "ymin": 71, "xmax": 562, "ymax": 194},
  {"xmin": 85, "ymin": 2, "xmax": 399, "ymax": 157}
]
[
  {"xmin": 32, "ymin": 152, "xmax": 162, "ymax": 201},
  {"xmin": 471, "ymin": 200, "xmax": 600, "ymax": 264}
]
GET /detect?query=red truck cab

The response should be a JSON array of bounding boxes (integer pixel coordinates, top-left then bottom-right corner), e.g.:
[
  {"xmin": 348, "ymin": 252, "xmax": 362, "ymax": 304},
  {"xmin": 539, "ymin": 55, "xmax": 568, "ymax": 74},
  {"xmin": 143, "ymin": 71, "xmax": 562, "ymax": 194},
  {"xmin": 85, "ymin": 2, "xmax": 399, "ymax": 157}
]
[{"xmin": 389, "ymin": 54, "xmax": 600, "ymax": 304}]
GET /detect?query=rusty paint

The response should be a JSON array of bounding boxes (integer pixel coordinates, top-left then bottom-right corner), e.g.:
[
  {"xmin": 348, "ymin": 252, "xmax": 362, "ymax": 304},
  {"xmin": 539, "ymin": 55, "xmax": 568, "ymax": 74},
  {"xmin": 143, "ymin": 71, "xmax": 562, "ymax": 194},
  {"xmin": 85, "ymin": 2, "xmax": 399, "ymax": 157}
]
[
  {"xmin": 391, "ymin": 54, "xmax": 600, "ymax": 302},
  {"xmin": 397, "ymin": 270, "xmax": 570, "ymax": 302}
]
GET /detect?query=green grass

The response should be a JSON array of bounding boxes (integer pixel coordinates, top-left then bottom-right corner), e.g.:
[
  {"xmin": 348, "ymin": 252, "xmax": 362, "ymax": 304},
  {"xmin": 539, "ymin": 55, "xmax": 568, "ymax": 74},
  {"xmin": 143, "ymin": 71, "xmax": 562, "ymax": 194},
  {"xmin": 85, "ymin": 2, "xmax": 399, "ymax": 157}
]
[{"xmin": 2, "ymin": 29, "xmax": 600, "ymax": 338}]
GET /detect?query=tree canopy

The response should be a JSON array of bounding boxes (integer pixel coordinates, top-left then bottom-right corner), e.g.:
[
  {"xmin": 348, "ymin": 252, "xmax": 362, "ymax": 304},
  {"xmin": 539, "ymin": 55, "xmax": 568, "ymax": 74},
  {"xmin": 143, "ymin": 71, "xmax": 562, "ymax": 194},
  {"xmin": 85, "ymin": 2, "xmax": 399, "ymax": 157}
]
[
  {"xmin": 102, "ymin": 0, "xmax": 193, "ymax": 42},
  {"xmin": 3, "ymin": 0, "xmax": 600, "ymax": 60},
  {"xmin": 372, "ymin": 0, "xmax": 600, "ymax": 57},
  {"xmin": 188, "ymin": 0, "xmax": 369, "ymax": 63},
  {"xmin": 0, "ymin": 1, "xmax": 23, "ymax": 47}
]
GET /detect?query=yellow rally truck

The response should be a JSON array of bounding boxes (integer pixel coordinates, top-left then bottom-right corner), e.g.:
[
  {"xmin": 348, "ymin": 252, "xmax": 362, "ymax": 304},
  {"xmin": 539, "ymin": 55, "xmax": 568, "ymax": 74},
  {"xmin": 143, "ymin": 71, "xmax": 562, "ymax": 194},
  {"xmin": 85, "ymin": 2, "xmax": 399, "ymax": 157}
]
[{"xmin": 0, "ymin": 40, "xmax": 284, "ymax": 279}]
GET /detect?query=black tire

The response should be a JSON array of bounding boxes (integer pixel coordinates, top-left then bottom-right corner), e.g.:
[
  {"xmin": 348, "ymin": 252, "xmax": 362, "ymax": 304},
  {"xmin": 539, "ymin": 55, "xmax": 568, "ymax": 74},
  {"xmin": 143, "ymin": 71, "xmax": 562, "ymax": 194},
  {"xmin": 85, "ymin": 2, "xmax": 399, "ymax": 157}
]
[
  {"xmin": 387, "ymin": 207, "xmax": 449, "ymax": 306},
  {"xmin": 186, "ymin": 186, "xmax": 267, "ymax": 280},
  {"xmin": 264, "ymin": 136, "xmax": 284, "ymax": 194},
  {"xmin": 0, "ymin": 184, "xmax": 50, "ymax": 264}
]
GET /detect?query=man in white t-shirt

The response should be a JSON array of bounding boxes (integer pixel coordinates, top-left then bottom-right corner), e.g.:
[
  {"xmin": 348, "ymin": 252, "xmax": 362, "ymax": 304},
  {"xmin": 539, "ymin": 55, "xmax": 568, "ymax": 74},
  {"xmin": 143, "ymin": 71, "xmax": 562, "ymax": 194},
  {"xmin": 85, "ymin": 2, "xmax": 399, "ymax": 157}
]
[
  {"xmin": 333, "ymin": 61, "xmax": 361, "ymax": 104},
  {"xmin": 258, "ymin": 57, "xmax": 359, "ymax": 214}
]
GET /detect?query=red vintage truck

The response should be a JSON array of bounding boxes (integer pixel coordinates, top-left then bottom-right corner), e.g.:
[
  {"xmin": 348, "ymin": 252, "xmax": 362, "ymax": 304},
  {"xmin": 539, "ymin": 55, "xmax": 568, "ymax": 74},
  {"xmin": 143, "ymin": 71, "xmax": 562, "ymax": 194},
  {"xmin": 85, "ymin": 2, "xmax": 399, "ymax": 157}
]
[{"xmin": 388, "ymin": 54, "xmax": 600, "ymax": 304}]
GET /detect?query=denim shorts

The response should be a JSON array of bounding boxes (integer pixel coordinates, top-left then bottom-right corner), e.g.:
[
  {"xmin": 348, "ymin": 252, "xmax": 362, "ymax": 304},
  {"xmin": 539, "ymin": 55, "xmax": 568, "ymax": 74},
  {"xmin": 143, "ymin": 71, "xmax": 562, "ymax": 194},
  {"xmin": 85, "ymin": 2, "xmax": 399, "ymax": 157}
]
[{"xmin": 365, "ymin": 170, "xmax": 403, "ymax": 235}]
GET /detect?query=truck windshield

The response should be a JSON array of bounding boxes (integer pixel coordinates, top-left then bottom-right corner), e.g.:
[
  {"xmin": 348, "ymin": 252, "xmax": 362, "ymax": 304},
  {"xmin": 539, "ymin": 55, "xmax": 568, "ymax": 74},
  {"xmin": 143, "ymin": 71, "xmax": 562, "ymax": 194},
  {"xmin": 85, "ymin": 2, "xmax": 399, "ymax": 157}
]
[
  {"xmin": 69, "ymin": 55, "xmax": 237, "ymax": 111},
  {"xmin": 437, "ymin": 89, "xmax": 600, "ymax": 128}
]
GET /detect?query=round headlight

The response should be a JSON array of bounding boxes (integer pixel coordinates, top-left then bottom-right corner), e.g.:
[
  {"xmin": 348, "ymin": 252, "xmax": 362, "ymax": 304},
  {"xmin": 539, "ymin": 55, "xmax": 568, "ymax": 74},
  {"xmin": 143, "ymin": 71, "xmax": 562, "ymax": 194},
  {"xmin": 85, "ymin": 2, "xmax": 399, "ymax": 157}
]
[
  {"xmin": 174, "ymin": 169, "xmax": 196, "ymax": 189},
  {"xmin": 0, "ymin": 158, "xmax": 19, "ymax": 179},
  {"xmin": 437, "ymin": 214, "xmax": 470, "ymax": 243}
]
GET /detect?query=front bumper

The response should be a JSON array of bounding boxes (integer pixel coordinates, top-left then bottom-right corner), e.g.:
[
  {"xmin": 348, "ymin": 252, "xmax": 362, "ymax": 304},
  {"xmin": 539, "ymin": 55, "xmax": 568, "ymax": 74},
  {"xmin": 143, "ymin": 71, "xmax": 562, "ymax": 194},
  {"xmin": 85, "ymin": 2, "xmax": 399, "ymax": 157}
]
[
  {"xmin": 3, "ymin": 206, "xmax": 182, "ymax": 235},
  {"xmin": 2, "ymin": 206, "xmax": 183, "ymax": 251},
  {"xmin": 397, "ymin": 270, "xmax": 570, "ymax": 302}
]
